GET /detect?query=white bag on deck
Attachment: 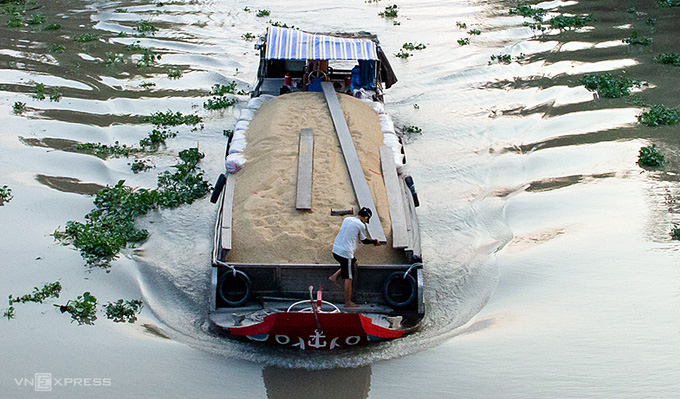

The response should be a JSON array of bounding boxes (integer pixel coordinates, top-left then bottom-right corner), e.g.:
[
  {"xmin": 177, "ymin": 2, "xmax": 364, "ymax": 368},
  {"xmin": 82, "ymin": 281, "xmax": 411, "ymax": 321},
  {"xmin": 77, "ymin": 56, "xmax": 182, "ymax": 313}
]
[
  {"xmin": 228, "ymin": 137, "xmax": 246, "ymax": 154},
  {"xmin": 247, "ymin": 94, "xmax": 275, "ymax": 110},
  {"xmin": 234, "ymin": 120, "xmax": 250, "ymax": 131},
  {"xmin": 238, "ymin": 108, "xmax": 255, "ymax": 121},
  {"xmin": 225, "ymin": 153, "xmax": 246, "ymax": 174}
]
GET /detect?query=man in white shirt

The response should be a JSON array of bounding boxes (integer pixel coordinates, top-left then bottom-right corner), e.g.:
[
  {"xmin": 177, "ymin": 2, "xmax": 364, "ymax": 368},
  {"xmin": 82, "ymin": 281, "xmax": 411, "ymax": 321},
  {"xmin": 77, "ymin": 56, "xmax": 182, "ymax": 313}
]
[{"xmin": 329, "ymin": 207, "xmax": 380, "ymax": 307}]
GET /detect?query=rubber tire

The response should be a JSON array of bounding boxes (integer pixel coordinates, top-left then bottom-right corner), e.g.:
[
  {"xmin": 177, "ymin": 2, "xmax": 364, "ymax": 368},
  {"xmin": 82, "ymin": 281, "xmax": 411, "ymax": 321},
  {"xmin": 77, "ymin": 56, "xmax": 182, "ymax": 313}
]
[
  {"xmin": 382, "ymin": 272, "xmax": 417, "ymax": 308},
  {"xmin": 210, "ymin": 174, "xmax": 227, "ymax": 204},
  {"xmin": 217, "ymin": 269, "xmax": 252, "ymax": 307}
]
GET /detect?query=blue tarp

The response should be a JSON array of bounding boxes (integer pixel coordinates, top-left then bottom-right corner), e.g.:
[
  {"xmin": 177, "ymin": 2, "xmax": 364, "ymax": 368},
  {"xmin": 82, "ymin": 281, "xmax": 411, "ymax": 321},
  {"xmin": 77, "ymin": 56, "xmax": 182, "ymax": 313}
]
[{"xmin": 265, "ymin": 26, "xmax": 379, "ymax": 61}]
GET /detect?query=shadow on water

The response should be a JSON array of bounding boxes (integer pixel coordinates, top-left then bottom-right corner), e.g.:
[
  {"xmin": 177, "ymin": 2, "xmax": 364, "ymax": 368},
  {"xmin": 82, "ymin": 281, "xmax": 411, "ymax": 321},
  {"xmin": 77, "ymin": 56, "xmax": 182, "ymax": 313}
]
[
  {"xmin": 35, "ymin": 174, "xmax": 104, "ymax": 195},
  {"xmin": 262, "ymin": 365, "xmax": 371, "ymax": 399}
]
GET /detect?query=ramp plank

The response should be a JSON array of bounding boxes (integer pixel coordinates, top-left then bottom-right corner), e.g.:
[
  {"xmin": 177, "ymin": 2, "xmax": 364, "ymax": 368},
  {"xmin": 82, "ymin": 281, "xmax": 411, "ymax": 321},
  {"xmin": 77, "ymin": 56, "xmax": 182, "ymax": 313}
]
[
  {"xmin": 296, "ymin": 128, "xmax": 314, "ymax": 210},
  {"xmin": 221, "ymin": 173, "xmax": 236, "ymax": 251},
  {"xmin": 321, "ymin": 82, "xmax": 387, "ymax": 242},
  {"xmin": 379, "ymin": 146, "xmax": 409, "ymax": 249}
]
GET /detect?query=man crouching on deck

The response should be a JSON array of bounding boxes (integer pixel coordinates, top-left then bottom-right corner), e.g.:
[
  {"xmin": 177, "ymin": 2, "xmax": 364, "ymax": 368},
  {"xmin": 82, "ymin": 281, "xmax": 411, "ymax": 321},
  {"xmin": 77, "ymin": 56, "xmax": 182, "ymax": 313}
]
[{"xmin": 329, "ymin": 207, "xmax": 380, "ymax": 307}]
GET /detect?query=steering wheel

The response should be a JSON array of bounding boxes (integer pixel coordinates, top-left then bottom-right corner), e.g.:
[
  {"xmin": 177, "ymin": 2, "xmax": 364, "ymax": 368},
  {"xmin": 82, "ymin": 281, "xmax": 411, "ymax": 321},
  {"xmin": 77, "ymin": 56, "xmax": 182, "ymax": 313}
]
[
  {"xmin": 307, "ymin": 70, "xmax": 328, "ymax": 83},
  {"xmin": 286, "ymin": 299, "xmax": 340, "ymax": 313}
]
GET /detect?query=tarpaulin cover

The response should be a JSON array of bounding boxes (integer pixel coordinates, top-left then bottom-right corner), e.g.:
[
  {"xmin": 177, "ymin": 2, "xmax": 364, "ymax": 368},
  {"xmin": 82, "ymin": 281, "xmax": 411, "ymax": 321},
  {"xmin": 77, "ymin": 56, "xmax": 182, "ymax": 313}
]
[{"xmin": 265, "ymin": 26, "xmax": 379, "ymax": 61}]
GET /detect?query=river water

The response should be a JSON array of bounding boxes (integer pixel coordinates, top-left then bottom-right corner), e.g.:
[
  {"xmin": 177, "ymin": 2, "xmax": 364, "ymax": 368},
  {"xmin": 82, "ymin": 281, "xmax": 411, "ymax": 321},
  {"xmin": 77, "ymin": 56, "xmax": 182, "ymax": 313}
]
[{"xmin": 1, "ymin": 0, "xmax": 679, "ymax": 397}]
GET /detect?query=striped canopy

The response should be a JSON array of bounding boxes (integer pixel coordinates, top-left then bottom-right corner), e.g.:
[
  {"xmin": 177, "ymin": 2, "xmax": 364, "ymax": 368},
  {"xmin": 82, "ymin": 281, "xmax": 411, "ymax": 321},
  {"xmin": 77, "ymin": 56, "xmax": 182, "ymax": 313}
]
[{"xmin": 265, "ymin": 26, "xmax": 379, "ymax": 61}]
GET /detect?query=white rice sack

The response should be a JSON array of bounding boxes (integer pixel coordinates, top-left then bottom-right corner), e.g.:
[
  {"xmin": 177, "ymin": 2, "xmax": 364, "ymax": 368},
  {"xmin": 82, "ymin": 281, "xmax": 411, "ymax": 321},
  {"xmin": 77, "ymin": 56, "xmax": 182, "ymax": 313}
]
[
  {"xmin": 225, "ymin": 153, "xmax": 246, "ymax": 174},
  {"xmin": 383, "ymin": 133, "xmax": 400, "ymax": 147},
  {"xmin": 232, "ymin": 130, "xmax": 246, "ymax": 141},
  {"xmin": 238, "ymin": 108, "xmax": 255, "ymax": 121},
  {"xmin": 235, "ymin": 120, "xmax": 250, "ymax": 131},
  {"xmin": 370, "ymin": 101, "xmax": 385, "ymax": 114},
  {"xmin": 379, "ymin": 115, "xmax": 395, "ymax": 134},
  {"xmin": 394, "ymin": 153, "xmax": 404, "ymax": 174},
  {"xmin": 228, "ymin": 137, "xmax": 246, "ymax": 154},
  {"xmin": 247, "ymin": 94, "xmax": 275, "ymax": 110}
]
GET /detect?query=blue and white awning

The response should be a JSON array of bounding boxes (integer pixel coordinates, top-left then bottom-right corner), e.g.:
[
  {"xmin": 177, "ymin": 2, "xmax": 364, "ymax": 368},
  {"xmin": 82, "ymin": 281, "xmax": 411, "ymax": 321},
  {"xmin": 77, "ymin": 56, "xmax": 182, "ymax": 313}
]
[{"xmin": 265, "ymin": 26, "xmax": 379, "ymax": 61}]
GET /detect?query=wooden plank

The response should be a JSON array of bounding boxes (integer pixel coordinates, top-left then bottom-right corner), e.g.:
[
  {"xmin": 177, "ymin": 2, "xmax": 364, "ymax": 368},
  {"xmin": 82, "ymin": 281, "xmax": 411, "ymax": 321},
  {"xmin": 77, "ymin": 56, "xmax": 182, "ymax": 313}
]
[
  {"xmin": 296, "ymin": 128, "xmax": 314, "ymax": 210},
  {"xmin": 220, "ymin": 173, "xmax": 236, "ymax": 251},
  {"xmin": 379, "ymin": 146, "xmax": 409, "ymax": 249},
  {"xmin": 321, "ymin": 81, "xmax": 387, "ymax": 242}
]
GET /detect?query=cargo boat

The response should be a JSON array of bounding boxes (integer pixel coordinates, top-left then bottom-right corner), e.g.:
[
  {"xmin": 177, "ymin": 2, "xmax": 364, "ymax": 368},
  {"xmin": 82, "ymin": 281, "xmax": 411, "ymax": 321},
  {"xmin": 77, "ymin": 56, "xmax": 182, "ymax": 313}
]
[{"xmin": 209, "ymin": 26, "xmax": 423, "ymax": 350}]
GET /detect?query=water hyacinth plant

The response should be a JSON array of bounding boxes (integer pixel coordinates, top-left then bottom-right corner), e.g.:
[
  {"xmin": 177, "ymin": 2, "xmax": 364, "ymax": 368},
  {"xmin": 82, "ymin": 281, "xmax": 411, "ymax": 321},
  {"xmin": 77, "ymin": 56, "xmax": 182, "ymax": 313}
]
[
  {"xmin": 637, "ymin": 105, "xmax": 680, "ymax": 127},
  {"xmin": 637, "ymin": 145, "xmax": 664, "ymax": 168},
  {"xmin": 580, "ymin": 73, "xmax": 639, "ymax": 98},
  {"xmin": 104, "ymin": 299, "xmax": 143, "ymax": 323},
  {"xmin": 0, "ymin": 185, "xmax": 12, "ymax": 205},
  {"xmin": 54, "ymin": 148, "xmax": 209, "ymax": 268},
  {"xmin": 56, "ymin": 292, "xmax": 98, "ymax": 325}
]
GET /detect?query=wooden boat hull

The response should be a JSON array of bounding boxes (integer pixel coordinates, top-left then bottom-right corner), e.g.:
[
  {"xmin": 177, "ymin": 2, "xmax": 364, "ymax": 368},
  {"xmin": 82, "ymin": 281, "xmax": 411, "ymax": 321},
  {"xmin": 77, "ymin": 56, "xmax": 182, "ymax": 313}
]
[{"xmin": 229, "ymin": 312, "xmax": 404, "ymax": 350}]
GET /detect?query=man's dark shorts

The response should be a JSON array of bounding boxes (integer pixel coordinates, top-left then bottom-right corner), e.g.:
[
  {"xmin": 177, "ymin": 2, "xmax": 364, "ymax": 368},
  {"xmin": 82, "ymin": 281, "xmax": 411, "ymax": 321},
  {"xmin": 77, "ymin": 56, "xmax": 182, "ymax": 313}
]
[{"xmin": 332, "ymin": 253, "xmax": 357, "ymax": 279}]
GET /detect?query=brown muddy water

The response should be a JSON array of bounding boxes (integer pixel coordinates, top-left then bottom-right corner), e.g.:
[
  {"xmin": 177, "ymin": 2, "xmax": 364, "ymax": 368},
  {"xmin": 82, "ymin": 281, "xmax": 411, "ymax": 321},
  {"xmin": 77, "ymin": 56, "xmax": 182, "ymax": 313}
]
[{"xmin": 1, "ymin": 0, "xmax": 679, "ymax": 397}]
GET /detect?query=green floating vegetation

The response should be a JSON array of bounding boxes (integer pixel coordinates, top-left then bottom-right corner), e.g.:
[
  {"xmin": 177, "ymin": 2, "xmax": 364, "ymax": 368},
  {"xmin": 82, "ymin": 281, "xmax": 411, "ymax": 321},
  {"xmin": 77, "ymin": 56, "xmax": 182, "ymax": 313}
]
[
  {"xmin": 670, "ymin": 225, "xmax": 680, "ymax": 240},
  {"xmin": 623, "ymin": 31, "xmax": 653, "ymax": 46},
  {"xmin": 547, "ymin": 14, "xmax": 592, "ymax": 30},
  {"xmin": 204, "ymin": 96, "xmax": 238, "ymax": 110},
  {"xmin": 33, "ymin": 82, "xmax": 46, "ymax": 100},
  {"xmin": 402, "ymin": 125, "xmax": 422, "ymax": 135},
  {"xmin": 255, "ymin": 9, "xmax": 270, "ymax": 17},
  {"xmin": 54, "ymin": 148, "xmax": 209, "ymax": 268},
  {"xmin": 580, "ymin": 73, "xmax": 639, "ymax": 98},
  {"xmin": 167, "ymin": 69, "xmax": 182, "ymax": 79},
  {"xmin": 8, "ymin": 282, "xmax": 62, "ymax": 305},
  {"xmin": 136, "ymin": 20, "xmax": 158, "ymax": 36},
  {"xmin": 402, "ymin": 42, "xmax": 426, "ymax": 51},
  {"xmin": 242, "ymin": 32, "xmax": 255, "ymax": 41},
  {"xmin": 655, "ymin": 52, "xmax": 680, "ymax": 66},
  {"xmin": 378, "ymin": 4, "xmax": 398, "ymax": 18},
  {"xmin": 637, "ymin": 105, "xmax": 680, "ymax": 126},
  {"xmin": 130, "ymin": 159, "xmax": 153, "ymax": 173},
  {"xmin": 136, "ymin": 48, "xmax": 162, "ymax": 67},
  {"xmin": 7, "ymin": 18, "xmax": 23, "ymax": 28},
  {"xmin": 56, "ymin": 292, "xmax": 97, "ymax": 325},
  {"xmin": 139, "ymin": 128, "xmax": 177, "ymax": 148},
  {"xmin": 145, "ymin": 110, "xmax": 202, "ymax": 127},
  {"xmin": 43, "ymin": 23, "xmax": 60, "ymax": 31},
  {"xmin": 509, "ymin": 5, "xmax": 548, "ymax": 21},
  {"xmin": 4, "ymin": 282, "xmax": 62, "ymax": 320},
  {"xmin": 638, "ymin": 145, "xmax": 664, "ymax": 168},
  {"xmin": 104, "ymin": 299, "xmax": 143, "ymax": 323},
  {"xmin": 395, "ymin": 49, "xmax": 411, "ymax": 59},
  {"xmin": 456, "ymin": 21, "xmax": 467, "ymax": 29},
  {"xmin": 468, "ymin": 29, "xmax": 481, "ymax": 35},
  {"xmin": 27, "ymin": 14, "xmax": 45, "ymax": 25},
  {"xmin": 12, "ymin": 101, "xmax": 25, "ymax": 115},
  {"xmin": 105, "ymin": 52, "xmax": 125, "ymax": 66},
  {"xmin": 47, "ymin": 44, "xmax": 65, "ymax": 53},
  {"xmin": 50, "ymin": 88, "xmax": 62, "ymax": 102},
  {"xmin": 203, "ymin": 83, "xmax": 244, "ymax": 110},
  {"xmin": 489, "ymin": 53, "xmax": 512, "ymax": 64},
  {"xmin": 658, "ymin": 0, "xmax": 680, "ymax": 7},
  {"xmin": 0, "ymin": 185, "xmax": 12, "ymax": 205},
  {"xmin": 457, "ymin": 38, "xmax": 470, "ymax": 46},
  {"xmin": 267, "ymin": 20, "xmax": 295, "ymax": 29},
  {"xmin": 73, "ymin": 33, "xmax": 100, "ymax": 43},
  {"xmin": 74, "ymin": 141, "xmax": 143, "ymax": 158}
]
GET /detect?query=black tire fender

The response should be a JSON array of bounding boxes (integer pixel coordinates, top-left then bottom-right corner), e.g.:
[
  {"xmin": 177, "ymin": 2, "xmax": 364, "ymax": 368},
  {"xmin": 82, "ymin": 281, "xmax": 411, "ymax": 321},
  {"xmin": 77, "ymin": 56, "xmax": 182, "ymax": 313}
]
[
  {"xmin": 217, "ymin": 269, "xmax": 252, "ymax": 307},
  {"xmin": 382, "ymin": 272, "xmax": 417, "ymax": 308},
  {"xmin": 210, "ymin": 174, "xmax": 227, "ymax": 204}
]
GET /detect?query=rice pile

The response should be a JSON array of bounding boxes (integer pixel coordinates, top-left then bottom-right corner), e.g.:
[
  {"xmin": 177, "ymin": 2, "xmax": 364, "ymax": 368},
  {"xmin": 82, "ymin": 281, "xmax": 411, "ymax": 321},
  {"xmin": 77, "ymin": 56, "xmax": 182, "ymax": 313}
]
[{"xmin": 227, "ymin": 91, "xmax": 405, "ymax": 265}]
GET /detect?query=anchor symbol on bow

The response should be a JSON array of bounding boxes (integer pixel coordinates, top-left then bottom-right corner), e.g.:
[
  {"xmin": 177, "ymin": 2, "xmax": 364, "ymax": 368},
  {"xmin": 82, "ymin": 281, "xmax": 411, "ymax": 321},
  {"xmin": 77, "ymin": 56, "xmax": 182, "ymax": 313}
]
[{"xmin": 307, "ymin": 329, "xmax": 327, "ymax": 349}]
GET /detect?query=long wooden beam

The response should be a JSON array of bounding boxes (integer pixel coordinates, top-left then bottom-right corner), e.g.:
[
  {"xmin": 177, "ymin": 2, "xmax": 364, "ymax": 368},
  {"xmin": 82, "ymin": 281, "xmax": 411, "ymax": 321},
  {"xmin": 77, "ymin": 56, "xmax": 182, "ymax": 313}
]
[
  {"xmin": 296, "ymin": 128, "xmax": 314, "ymax": 210},
  {"xmin": 380, "ymin": 146, "xmax": 409, "ymax": 248},
  {"xmin": 321, "ymin": 82, "xmax": 386, "ymax": 242}
]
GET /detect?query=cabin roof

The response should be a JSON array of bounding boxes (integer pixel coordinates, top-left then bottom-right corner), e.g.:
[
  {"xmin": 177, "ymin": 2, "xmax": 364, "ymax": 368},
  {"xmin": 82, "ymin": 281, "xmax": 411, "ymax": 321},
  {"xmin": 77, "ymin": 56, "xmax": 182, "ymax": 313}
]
[{"xmin": 264, "ymin": 26, "xmax": 380, "ymax": 61}]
